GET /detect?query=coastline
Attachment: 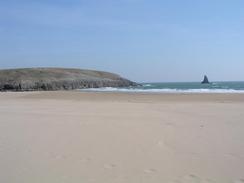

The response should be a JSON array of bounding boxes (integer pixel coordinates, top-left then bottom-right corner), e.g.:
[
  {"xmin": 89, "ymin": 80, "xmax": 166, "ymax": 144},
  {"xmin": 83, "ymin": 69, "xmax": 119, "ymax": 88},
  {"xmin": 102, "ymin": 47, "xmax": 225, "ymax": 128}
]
[
  {"xmin": 13, "ymin": 90, "xmax": 244, "ymax": 103},
  {"xmin": 1, "ymin": 91, "xmax": 244, "ymax": 183},
  {"xmin": 77, "ymin": 81, "xmax": 244, "ymax": 94}
]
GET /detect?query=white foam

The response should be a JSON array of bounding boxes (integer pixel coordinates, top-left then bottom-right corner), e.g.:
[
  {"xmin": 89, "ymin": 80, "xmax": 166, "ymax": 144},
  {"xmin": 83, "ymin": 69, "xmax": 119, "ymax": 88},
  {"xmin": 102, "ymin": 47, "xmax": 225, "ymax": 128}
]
[
  {"xmin": 143, "ymin": 84, "xmax": 152, "ymax": 87},
  {"xmin": 79, "ymin": 87, "xmax": 244, "ymax": 94}
]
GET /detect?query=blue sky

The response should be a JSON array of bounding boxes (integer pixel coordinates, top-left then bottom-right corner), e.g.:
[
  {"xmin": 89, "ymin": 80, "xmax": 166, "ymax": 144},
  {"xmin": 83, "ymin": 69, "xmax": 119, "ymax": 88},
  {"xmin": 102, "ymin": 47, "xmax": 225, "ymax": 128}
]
[{"xmin": 0, "ymin": 0, "xmax": 243, "ymax": 82}]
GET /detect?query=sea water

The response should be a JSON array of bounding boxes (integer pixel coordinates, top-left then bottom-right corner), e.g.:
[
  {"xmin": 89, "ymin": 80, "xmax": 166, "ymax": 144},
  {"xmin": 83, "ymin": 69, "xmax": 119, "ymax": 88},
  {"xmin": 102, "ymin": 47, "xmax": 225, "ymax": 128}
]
[{"xmin": 79, "ymin": 81, "xmax": 244, "ymax": 93}]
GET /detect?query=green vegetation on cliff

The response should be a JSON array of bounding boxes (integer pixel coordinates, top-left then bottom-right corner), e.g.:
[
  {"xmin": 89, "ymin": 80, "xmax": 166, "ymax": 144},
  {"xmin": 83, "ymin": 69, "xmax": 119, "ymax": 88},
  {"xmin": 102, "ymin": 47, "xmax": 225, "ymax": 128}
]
[{"xmin": 0, "ymin": 68, "xmax": 137, "ymax": 91}]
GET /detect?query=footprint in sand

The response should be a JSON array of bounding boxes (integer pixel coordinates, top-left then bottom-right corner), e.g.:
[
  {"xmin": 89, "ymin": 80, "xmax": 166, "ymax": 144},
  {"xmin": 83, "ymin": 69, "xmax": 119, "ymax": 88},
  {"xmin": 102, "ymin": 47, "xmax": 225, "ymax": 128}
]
[
  {"xmin": 178, "ymin": 174, "xmax": 202, "ymax": 183},
  {"xmin": 168, "ymin": 176, "xmax": 214, "ymax": 183},
  {"xmin": 165, "ymin": 122, "xmax": 174, "ymax": 126},
  {"xmin": 80, "ymin": 157, "xmax": 91, "ymax": 163},
  {"xmin": 49, "ymin": 153, "xmax": 62, "ymax": 160},
  {"xmin": 234, "ymin": 179, "xmax": 244, "ymax": 183},
  {"xmin": 184, "ymin": 175, "xmax": 217, "ymax": 183},
  {"xmin": 223, "ymin": 153, "xmax": 242, "ymax": 160},
  {"xmin": 143, "ymin": 168, "xmax": 157, "ymax": 174},
  {"xmin": 103, "ymin": 163, "xmax": 116, "ymax": 169}
]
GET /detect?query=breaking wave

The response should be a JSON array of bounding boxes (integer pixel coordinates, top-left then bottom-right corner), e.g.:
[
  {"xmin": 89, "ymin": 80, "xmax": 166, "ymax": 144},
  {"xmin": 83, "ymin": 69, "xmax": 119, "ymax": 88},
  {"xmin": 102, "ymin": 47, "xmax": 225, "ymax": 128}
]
[{"xmin": 79, "ymin": 87, "xmax": 244, "ymax": 93}]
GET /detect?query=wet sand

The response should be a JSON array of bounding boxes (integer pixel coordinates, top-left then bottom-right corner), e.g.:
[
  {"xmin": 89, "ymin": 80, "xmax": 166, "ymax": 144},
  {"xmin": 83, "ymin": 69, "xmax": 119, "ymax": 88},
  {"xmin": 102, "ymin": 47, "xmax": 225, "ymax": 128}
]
[{"xmin": 0, "ymin": 91, "xmax": 244, "ymax": 183}]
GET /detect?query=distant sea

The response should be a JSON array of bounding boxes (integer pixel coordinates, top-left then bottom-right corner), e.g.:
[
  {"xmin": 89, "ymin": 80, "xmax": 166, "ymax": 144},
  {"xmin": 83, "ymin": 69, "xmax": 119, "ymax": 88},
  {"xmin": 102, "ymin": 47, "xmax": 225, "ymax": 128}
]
[{"xmin": 80, "ymin": 81, "xmax": 244, "ymax": 93}]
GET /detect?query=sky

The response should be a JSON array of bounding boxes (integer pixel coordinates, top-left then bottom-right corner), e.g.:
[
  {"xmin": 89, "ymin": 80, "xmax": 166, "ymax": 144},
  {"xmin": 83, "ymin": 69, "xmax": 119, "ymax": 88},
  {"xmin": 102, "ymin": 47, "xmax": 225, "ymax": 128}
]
[{"xmin": 0, "ymin": 0, "xmax": 244, "ymax": 82}]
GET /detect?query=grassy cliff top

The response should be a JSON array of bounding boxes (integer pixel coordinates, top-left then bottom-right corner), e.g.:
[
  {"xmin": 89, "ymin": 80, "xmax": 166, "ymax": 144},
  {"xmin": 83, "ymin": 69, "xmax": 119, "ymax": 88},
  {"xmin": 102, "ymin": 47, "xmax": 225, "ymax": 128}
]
[
  {"xmin": 0, "ymin": 68, "xmax": 123, "ymax": 82},
  {"xmin": 0, "ymin": 68, "xmax": 136, "ymax": 91}
]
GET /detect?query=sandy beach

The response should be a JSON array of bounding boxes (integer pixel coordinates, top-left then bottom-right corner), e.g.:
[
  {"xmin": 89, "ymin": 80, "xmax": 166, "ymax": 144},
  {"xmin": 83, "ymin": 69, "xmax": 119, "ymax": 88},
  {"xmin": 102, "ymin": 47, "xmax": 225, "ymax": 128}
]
[{"xmin": 0, "ymin": 91, "xmax": 244, "ymax": 183}]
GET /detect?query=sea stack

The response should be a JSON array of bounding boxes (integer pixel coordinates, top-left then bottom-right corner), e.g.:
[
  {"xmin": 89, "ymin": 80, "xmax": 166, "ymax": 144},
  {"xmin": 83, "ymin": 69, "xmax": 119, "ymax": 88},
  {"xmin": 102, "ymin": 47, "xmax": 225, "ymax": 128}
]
[{"xmin": 201, "ymin": 75, "xmax": 210, "ymax": 84}]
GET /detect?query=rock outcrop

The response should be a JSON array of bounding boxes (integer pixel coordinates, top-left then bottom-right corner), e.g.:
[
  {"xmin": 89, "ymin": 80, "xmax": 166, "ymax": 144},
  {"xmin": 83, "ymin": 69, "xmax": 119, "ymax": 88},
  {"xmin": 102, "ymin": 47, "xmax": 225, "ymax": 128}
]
[
  {"xmin": 201, "ymin": 75, "xmax": 210, "ymax": 84},
  {"xmin": 0, "ymin": 68, "xmax": 138, "ymax": 91}
]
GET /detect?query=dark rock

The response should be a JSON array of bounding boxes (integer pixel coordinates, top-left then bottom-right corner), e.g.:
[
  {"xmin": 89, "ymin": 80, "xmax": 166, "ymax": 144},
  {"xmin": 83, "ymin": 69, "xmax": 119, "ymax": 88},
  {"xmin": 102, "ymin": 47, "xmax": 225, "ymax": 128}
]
[
  {"xmin": 0, "ymin": 68, "xmax": 138, "ymax": 91},
  {"xmin": 201, "ymin": 75, "xmax": 210, "ymax": 84}
]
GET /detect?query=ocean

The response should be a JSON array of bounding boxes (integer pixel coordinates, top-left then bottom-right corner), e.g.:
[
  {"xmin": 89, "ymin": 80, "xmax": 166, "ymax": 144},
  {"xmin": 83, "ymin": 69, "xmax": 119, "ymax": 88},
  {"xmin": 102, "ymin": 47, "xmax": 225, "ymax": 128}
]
[{"xmin": 80, "ymin": 81, "xmax": 244, "ymax": 93}]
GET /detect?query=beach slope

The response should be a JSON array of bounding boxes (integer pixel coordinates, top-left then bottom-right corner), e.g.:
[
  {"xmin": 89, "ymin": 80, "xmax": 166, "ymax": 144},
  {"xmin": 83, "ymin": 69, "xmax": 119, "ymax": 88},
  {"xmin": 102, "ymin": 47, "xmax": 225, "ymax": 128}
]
[{"xmin": 0, "ymin": 92, "xmax": 244, "ymax": 183}]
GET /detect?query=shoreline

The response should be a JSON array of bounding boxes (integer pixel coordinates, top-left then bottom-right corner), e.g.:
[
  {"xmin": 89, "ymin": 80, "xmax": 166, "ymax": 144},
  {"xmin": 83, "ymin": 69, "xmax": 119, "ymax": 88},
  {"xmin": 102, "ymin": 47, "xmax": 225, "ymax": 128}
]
[
  {"xmin": 1, "ymin": 90, "xmax": 244, "ymax": 103},
  {"xmin": 77, "ymin": 88, "xmax": 244, "ymax": 94}
]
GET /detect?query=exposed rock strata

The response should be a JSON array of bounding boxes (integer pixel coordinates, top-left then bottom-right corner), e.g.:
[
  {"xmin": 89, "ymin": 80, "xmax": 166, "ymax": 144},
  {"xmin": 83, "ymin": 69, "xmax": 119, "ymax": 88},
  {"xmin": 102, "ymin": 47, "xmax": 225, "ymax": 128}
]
[{"xmin": 0, "ymin": 68, "xmax": 138, "ymax": 91}]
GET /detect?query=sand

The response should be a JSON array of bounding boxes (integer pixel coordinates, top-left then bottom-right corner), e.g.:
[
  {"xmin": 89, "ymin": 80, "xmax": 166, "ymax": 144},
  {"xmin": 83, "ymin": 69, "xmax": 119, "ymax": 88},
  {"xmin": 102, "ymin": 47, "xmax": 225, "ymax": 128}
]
[{"xmin": 0, "ymin": 91, "xmax": 244, "ymax": 183}]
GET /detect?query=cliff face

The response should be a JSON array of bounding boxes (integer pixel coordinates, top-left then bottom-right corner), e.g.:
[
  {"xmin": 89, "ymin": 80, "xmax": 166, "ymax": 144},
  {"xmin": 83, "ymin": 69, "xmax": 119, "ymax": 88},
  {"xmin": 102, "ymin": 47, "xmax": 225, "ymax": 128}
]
[{"xmin": 0, "ymin": 68, "xmax": 138, "ymax": 91}]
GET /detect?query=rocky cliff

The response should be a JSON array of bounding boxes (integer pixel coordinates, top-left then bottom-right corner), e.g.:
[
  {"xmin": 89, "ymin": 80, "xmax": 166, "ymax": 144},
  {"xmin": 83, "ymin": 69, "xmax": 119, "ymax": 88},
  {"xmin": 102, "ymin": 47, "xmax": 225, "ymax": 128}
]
[
  {"xmin": 0, "ymin": 68, "xmax": 138, "ymax": 91},
  {"xmin": 201, "ymin": 75, "xmax": 210, "ymax": 84}
]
